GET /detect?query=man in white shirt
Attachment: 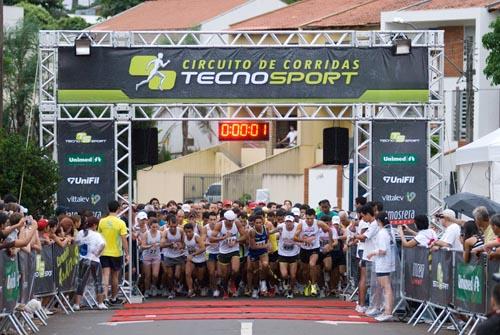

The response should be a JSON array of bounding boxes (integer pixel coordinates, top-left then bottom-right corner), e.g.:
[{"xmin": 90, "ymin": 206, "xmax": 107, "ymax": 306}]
[
  {"xmin": 278, "ymin": 125, "xmax": 298, "ymax": 147},
  {"xmin": 431, "ymin": 209, "xmax": 463, "ymax": 251}
]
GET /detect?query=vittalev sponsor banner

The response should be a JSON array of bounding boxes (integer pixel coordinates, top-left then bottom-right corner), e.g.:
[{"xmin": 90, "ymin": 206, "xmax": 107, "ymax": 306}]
[
  {"xmin": 57, "ymin": 121, "xmax": 115, "ymax": 218},
  {"xmin": 403, "ymin": 247, "xmax": 430, "ymax": 301},
  {"xmin": 32, "ymin": 245, "xmax": 56, "ymax": 295},
  {"xmin": 429, "ymin": 249, "xmax": 453, "ymax": 306},
  {"xmin": 372, "ymin": 120, "xmax": 427, "ymax": 225},
  {"xmin": 57, "ymin": 47, "xmax": 429, "ymax": 103},
  {"xmin": 454, "ymin": 253, "xmax": 486, "ymax": 314},
  {"xmin": 1, "ymin": 251, "xmax": 20, "ymax": 313},
  {"xmin": 54, "ymin": 244, "xmax": 79, "ymax": 292}
]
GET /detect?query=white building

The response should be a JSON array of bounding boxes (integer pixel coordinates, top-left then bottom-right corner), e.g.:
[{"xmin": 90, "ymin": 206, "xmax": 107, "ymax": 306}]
[
  {"xmin": 382, "ymin": 3, "xmax": 500, "ymax": 195},
  {"xmin": 3, "ymin": 5, "xmax": 24, "ymax": 29}
]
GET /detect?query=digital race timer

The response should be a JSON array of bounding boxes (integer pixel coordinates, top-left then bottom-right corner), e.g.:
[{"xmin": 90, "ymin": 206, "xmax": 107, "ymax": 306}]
[{"xmin": 218, "ymin": 122, "xmax": 270, "ymax": 141}]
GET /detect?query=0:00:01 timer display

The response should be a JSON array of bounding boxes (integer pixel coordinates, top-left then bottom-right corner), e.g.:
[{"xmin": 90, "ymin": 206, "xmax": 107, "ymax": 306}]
[{"xmin": 218, "ymin": 122, "xmax": 270, "ymax": 141}]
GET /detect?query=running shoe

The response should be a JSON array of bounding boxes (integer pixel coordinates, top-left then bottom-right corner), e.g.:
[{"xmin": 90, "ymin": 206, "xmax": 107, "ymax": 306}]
[
  {"xmin": 304, "ymin": 283, "xmax": 311, "ymax": 297},
  {"xmin": 355, "ymin": 305, "xmax": 367, "ymax": 313},
  {"xmin": 168, "ymin": 292, "xmax": 175, "ymax": 300},
  {"xmin": 72, "ymin": 304, "xmax": 80, "ymax": 311},
  {"xmin": 223, "ymin": 290, "xmax": 229, "ymax": 300},
  {"xmin": 187, "ymin": 290, "xmax": 196, "ymax": 298},
  {"xmin": 365, "ymin": 307, "xmax": 382, "ymax": 317},
  {"xmin": 310, "ymin": 284, "xmax": 319, "ymax": 297},
  {"xmin": 213, "ymin": 289, "xmax": 220, "ymax": 298},
  {"xmin": 252, "ymin": 289, "xmax": 259, "ymax": 299},
  {"xmin": 97, "ymin": 303, "xmax": 108, "ymax": 310},
  {"xmin": 269, "ymin": 286, "xmax": 276, "ymax": 297},
  {"xmin": 260, "ymin": 280, "xmax": 268, "ymax": 294},
  {"xmin": 229, "ymin": 282, "xmax": 237, "ymax": 296},
  {"xmin": 375, "ymin": 314, "xmax": 393, "ymax": 322},
  {"xmin": 286, "ymin": 292, "xmax": 294, "ymax": 299}
]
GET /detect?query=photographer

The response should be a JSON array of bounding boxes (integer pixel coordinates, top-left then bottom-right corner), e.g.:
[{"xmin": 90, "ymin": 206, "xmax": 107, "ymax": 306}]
[{"xmin": 0, "ymin": 213, "xmax": 39, "ymax": 250}]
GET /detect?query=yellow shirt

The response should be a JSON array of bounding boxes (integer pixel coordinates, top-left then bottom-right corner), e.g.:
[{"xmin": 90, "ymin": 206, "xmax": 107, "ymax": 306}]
[
  {"xmin": 98, "ymin": 215, "xmax": 127, "ymax": 257},
  {"xmin": 266, "ymin": 220, "xmax": 279, "ymax": 253},
  {"xmin": 484, "ymin": 225, "xmax": 495, "ymax": 243}
]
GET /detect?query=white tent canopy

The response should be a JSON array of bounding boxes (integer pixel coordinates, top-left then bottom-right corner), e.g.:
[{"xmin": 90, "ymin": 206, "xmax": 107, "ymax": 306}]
[
  {"xmin": 456, "ymin": 128, "xmax": 500, "ymax": 202},
  {"xmin": 456, "ymin": 128, "xmax": 500, "ymax": 165}
]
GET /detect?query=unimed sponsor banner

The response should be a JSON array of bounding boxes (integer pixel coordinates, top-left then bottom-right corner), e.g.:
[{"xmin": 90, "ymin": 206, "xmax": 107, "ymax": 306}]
[
  {"xmin": 403, "ymin": 247, "xmax": 430, "ymax": 301},
  {"xmin": 454, "ymin": 253, "xmax": 486, "ymax": 314},
  {"xmin": 32, "ymin": 245, "xmax": 56, "ymax": 295},
  {"xmin": 372, "ymin": 120, "xmax": 427, "ymax": 225},
  {"xmin": 57, "ymin": 121, "xmax": 115, "ymax": 218},
  {"xmin": 54, "ymin": 244, "xmax": 80, "ymax": 292},
  {"xmin": 57, "ymin": 47, "xmax": 429, "ymax": 103},
  {"xmin": 429, "ymin": 249, "xmax": 453, "ymax": 306}
]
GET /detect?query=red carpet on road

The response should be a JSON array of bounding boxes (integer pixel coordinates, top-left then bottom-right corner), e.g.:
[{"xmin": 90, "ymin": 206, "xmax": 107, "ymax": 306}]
[{"xmin": 110, "ymin": 299, "xmax": 377, "ymax": 323}]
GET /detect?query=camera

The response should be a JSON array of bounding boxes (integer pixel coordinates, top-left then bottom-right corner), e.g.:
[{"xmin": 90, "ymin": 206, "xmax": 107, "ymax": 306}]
[{"xmin": 434, "ymin": 214, "xmax": 444, "ymax": 219}]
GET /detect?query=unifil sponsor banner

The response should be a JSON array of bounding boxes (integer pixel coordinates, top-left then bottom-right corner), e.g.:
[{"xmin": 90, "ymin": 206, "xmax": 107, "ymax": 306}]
[
  {"xmin": 1, "ymin": 250, "xmax": 20, "ymax": 313},
  {"xmin": 429, "ymin": 249, "xmax": 453, "ymax": 306},
  {"xmin": 57, "ymin": 121, "xmax": 115, "ymax": 218},
  {"xmin": 372, "ymin": 120, "xmax": 427, "ymax": 225},
  {"xmin": 57, "ymin": 47, "xmax": 429, "ymax": 103},
  {"xmin": 454, "ymin": 253, "xmax": 486, "ymax": 314},
  {"xmin": 403, "ymin": 247, "xmax": 430, "ymax": 301},
  {"xmin": 32, "ymin": 245, "xmax": 56, "ymax": 295},
  {"xmin": 54, "ymin": 244, "xmax": 80, "ymax": 292}
]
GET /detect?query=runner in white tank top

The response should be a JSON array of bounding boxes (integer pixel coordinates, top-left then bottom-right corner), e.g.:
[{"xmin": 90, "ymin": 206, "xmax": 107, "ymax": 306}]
[
  {"xmin": 160, "ymin": 216, "xmax": 186, "ymax": 299},
  {"xmin": 294, "ymin": 209, "xmax": 332, "ymax": 297},
  {"xmin": 275, "ymin": 215, "xmax": 300, "ymax": 298},
  {"xmin": 141, "ymin": 219, "xmax": 161, "ymax": 298},
  {"xmin": 183, "ymin": 223, "xmax": 206, "ymax": 297},
  {"xmin": 202, "ymin": 211, "xmax": 221, "ymax": 297}
]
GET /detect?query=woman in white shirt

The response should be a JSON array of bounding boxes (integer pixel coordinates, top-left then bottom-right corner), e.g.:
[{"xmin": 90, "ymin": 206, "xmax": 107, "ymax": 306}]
[
  {"xmin": 397, "ymin": 215, "xmax": 438, "ymax": 248},
  {"xmin": 367, "ymin": 212, "xmax": 395, "ymax": 322}
]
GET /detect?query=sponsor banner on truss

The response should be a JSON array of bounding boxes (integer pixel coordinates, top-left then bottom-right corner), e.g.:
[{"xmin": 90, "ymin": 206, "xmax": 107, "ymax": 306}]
[
  {"xmin": 372, "ymin": 120, "xmax": 428, "ymax": 225},
  {"xmin": 57, "ymin": 46, "xmax": 429, "ymax": 103},
  {"xmin": 57, "ymin": 121, "xmax": 115, "ymax": 218}
]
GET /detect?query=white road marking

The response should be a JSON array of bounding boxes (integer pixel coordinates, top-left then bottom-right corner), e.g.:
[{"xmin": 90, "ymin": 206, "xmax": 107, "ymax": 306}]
[
  {"xmin": 241, "ymin": 322, "xmax": 253, "ymax": 335},
  {"xmin": 316, "ymin": 321, "xmax": 370, "ymax": 326},
  {"xmin": 98, "ymin": 321, "xmax": 154, "ymax": 326}
]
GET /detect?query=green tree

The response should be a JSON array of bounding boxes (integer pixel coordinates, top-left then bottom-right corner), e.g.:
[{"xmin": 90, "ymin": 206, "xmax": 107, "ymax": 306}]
[
  {"xmin": 483, "ymin": 16, "xmax": 500, "ymax": 85},
  {"xmin": 97, "ymin": 0, "xmax": 143, "ymax": 17},
  {"xmin": 283, "ymin": 0, "xmax": 301, "ymax": 4},
  {"xmin": 0, "ymin": 131, "xmax": 59, "ymax": 216},
  {"xmin": 5, "ymin": 0, "xmax": 64, "ymax": 16},
  {"xmin": 56, "ymin": 16, "xmax": 90, "ymax": 30}
]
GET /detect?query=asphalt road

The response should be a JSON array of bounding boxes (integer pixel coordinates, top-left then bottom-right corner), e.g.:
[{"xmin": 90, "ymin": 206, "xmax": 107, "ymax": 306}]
[{"xmin": 35, "ymin": 309, "xmax": 452, "ymax": 335}]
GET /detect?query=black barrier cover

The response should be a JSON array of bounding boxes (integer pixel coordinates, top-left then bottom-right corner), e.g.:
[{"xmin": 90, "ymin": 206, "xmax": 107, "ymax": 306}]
[
  {"xmin": 487, "ymin": 258, "xmax": 500, "ymax": 314},
  {"xmin": 372, "ymin": 120, "xmax": 428, "ymax": 225},
  {"xmin": 403, "ymin": 246, "xmax": 430, "ymax": 301},
  {"xmin": 54, "ymin": 244, "xmax": 80, "ymax": 292},
  {"xmin": 1, "ymin": 251, "xmax": 20, "ymax": 313},
  {"xmin": 454, "ymin": 253, "xmax": 487, "ymax": 314},
  {"xmin": 57, "ymin": 47, "xmax": 429, "ymax": 103},
  {"xmin": 33, "ymin": 245, "xmax": 56, "ymax": 295},
  {"xmin": 57, "ymin": 121, "xmax": 115, "ymax": 218},
  {"xmin": 429, "ymin": 249, "xmax": 453, "ymax": 306},
  {"xmin": 18, "ymin": 251, "xmax": 34, "ymax": 304}
]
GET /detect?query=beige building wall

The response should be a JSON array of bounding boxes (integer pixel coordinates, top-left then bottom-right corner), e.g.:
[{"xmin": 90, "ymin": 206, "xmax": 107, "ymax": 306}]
[
  {"xmin": 262, "ymin": 174, "xmax": 304, "ymax": 204},
  {"xmin": 137, "ymin": 170, "xmax": 183, "ymax": 204},
  {"xmin": 241, "ymin": 148, "xmax": 266, "ymax": 166}
]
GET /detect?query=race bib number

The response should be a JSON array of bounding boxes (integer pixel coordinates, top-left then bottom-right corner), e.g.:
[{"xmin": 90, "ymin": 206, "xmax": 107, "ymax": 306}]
[{"xmin": 283, "ymin": 243, "xmax": 295, "ymax": 251}]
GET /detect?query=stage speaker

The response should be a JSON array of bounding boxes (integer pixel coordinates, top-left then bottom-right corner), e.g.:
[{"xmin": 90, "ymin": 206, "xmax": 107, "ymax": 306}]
[
  {"xmin": 132, "ymin": 128, "xmax": 158, "ymax": 165},
  {"xmin": 323, "ymin": 127, "xmax": 349, "ymax": 165}
]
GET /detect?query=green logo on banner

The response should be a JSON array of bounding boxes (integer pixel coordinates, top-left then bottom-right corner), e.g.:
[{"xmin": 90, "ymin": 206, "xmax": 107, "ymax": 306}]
[
  {"xmin": 381, "ymin": 153, "xmax": 417, "ymax": 164},
  {"xmin": 66, "ymin": 154, "xmax": 104, "ymax": 166},
  {"xmin": 130, "ymin": 54, "xmax": 177, "ymax": 91},
  {"xmin": 456, "ymin": 263, "xmax": 483, "ymax": 305},
  {"xmin": 4, "ymin": 258, "xmax": 20, "ymax": 302}
]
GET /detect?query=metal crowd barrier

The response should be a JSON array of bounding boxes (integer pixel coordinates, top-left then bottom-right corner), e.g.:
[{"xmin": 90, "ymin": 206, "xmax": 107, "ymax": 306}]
[
  {"xmin": 398, "ymin": 246, "xmax": 498, "ymax": 334},
  {"xmin": 0, "ymin": 243, "xmax": 81, "ymax": 335}
]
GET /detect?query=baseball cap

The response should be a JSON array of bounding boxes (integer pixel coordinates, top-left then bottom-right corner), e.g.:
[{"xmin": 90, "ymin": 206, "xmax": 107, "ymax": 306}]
[
  {"xmin": 37, "ymin": 219, "xmax": 49, "ymax": 231},
  {"xmin": 224, "ymin": 210, "xmax": 237, "ymax": 221},
  {"xmin": 181, "ymin": 204, "xmax": 191, "ymax": 213},
  {"xmin": 137, "ymin": 212, "xmax": 148, "ymax": 220},
  {"xmin": 285, "ymin": 215, "xmax": 295, "ymax": 222},
  {"xmin": 332, "ymin": 216, "xmax": 340, "ymax": 225},
  {"xmin": 441, "ymin": 209, "xmax": 456, "ymax": 219},
  {"xmin": 223, "ymin": 200, "xmax": 233, "ymax": 207},
  {"xmin": 291, "ymin": 207, "xmax": 300, "ymax": 216}
]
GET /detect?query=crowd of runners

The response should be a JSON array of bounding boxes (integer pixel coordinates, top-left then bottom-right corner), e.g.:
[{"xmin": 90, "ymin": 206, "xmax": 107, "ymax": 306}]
[{"xmin": 128, "ymin": 197, "xmax": 362, "ymax": 301}]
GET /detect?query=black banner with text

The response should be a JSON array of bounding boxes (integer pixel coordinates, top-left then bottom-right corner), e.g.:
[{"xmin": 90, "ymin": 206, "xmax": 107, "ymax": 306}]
[
  {"xmin": 372, "ymin": 120, "xmax": 428, "ymax": 225},
  {"xmin": 429, "ymin": 249, "xmax": 453, "ymax": 306},
  {"xmin": 57, "ymin": 121, "xmax": 115, "ymax": 218},
  {"xmin": 403, "ymin": 246, "xmax": 430, "ymax": 301},
  {"xmin": 57, "ymin": 46, "xmax": 429, "ymax": 103}
]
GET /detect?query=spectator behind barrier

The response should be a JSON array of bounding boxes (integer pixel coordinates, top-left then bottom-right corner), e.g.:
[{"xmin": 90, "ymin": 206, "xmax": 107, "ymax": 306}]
[
  {"xmin": 430, "ymin": 209, "xmax": 463, "ymax": 251},
  {"xmin": 473, "ymin": 206, "xmax": 495, "ymax": 243},
  {"xmin": 476, "ymin": 283, "xmax": 500, "ymax": 335},
  {"xmin": 462, "ymin": 220, "xmax": 485, "ymax": 263},
  {"xmin": 472, "ymin": 214, "xmax": 500, "ymax": 258},
  {"xmin": 397, "ymin": 214, "xmax": 437, "ymax": 248}
]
